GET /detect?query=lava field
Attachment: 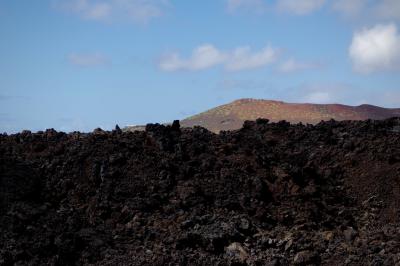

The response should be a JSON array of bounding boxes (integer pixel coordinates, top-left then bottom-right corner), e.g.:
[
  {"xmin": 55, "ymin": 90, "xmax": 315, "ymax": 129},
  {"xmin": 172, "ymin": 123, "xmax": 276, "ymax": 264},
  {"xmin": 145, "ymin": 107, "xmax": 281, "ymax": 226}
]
[{"xmin": 1, "ymin": 119, "xmax": 400, "ymax": 265}]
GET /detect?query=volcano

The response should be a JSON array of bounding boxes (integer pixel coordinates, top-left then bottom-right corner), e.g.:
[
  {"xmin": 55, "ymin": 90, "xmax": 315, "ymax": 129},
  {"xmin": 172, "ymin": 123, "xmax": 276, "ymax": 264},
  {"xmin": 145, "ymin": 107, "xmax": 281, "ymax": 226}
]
[{"xmin": 180, "ymin": 99, "xmax": 400, "ymax": 132}]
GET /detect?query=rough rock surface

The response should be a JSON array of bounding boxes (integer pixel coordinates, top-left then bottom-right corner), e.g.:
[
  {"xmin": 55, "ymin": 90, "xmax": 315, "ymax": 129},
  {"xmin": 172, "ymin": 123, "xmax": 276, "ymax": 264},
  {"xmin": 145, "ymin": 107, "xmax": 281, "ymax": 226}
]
[{"xmin": 1, "ymin": 118, "xmax": 400, "ymax": 265}]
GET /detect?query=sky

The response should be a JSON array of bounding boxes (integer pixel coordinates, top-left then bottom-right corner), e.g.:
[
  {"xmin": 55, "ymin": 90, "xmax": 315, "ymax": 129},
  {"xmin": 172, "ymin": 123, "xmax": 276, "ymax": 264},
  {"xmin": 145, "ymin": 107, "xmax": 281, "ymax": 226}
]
[{"xmin": 1, "ymin": 0, "xmax": 400, "ymax": 133}]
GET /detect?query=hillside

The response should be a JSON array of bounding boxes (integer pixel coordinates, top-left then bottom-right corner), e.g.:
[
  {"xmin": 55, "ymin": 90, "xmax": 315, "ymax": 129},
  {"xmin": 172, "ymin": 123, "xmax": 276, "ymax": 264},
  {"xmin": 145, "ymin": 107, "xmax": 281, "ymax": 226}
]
[{"xmin": 181, "ymin": 99, "xmax": 400, "ymax": 132}]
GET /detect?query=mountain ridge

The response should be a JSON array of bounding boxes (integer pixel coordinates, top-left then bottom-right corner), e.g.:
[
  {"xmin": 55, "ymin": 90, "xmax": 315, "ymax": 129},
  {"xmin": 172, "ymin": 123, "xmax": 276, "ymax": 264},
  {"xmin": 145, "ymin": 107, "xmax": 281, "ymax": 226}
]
[{"xmin": 180, "ymin": 98, "xmax": 400, "ymax": 132}]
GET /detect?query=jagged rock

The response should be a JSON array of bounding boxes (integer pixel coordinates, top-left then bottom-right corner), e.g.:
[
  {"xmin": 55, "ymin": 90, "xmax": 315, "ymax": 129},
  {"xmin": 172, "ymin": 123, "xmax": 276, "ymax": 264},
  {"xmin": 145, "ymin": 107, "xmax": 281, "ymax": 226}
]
[
  {"xmin": 171, "ymin": 120, "xmax": 180, "ymax": 131},
  {"xmin": 0, "ymin": 118, "xmax": 399, "ymax": 265},
  {"xmin": 322, "ymin": 231, "xmax": 334, "ymax": 241},
  {"xmin": 293, "ymin": 250, "xmax": 318, "ymax": 265},
  {"xmin": 225, "ymin": 242, "xmax": 248, "ymax": 261},
  {"xmin": 114, "ymin": 124, "xmax": 122, "ymax": 134},
  {"xmin": 344, "ymin": 227, "xmax": 357, "ymax": 242}
]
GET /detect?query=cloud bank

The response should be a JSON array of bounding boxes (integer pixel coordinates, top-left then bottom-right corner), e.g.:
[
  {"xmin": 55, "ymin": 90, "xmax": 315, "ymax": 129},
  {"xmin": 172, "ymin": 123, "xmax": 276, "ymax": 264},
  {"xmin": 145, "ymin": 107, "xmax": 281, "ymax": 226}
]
[{"xmin": 159, "ymin": 44, "xmax": 279, "ymax": 72}]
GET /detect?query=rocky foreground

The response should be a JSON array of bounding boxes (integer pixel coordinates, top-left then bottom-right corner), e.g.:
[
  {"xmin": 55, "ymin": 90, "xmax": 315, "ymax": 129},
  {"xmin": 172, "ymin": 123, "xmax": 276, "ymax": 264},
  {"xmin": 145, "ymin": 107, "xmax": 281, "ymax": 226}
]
[{"xmin": 1, "ymin": 119, "xmax": 400, "ymax": 265}]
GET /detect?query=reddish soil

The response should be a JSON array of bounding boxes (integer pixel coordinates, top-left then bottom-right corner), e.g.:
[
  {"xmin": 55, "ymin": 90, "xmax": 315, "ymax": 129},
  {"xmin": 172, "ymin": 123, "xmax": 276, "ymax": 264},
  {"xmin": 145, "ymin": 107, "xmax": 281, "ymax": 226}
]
[
  {"xmin": 1, "ymin": 118, "xmax": 400, "ymax": 265},
  {"xmin": 181, "ymin": 99, "xmax": 400, "ymax": 132}
]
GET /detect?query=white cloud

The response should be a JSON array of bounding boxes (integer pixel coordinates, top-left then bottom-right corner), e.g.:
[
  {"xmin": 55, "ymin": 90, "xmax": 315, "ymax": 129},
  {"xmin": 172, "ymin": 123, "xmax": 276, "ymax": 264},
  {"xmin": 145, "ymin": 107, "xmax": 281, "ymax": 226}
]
[
  {"xmin": 226, "ymin": 0, "xmax": 267, "ymax": 13},
  {"xmin": 55, "ymin": 0, "xmax": 168, "ymax": 23},
  {"xmin": 349, "ymin": 23, "xmax": 400, "ymax": 73},
  {"xmin": 278, "ymin": 58, "xmax": 321, "ymax": 73},
  {"xmin": 159, "ymin": 44, "xmax": 279, "ymax": 72},
  {"xmin": 277, "ymin": 0, "xmax": 325, "ymax": 15},
  {"xmin": 68, "ymin": 53, "xmax": 109, "ymax": 67},
  {"xmin": 158, "ymin": 45, "xmax": 227, "ymax": 71},
  {"xmin": 226, "ymin": 46, "xmax": 278, "ymax": 71}
]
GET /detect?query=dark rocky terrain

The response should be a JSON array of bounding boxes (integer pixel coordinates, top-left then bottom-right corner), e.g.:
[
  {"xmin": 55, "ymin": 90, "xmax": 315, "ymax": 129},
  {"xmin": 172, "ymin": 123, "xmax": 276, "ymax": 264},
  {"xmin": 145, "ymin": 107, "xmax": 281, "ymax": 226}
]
[{"xmin": 1, "ymin": 118, "xmax": 400, "ymax": 265}]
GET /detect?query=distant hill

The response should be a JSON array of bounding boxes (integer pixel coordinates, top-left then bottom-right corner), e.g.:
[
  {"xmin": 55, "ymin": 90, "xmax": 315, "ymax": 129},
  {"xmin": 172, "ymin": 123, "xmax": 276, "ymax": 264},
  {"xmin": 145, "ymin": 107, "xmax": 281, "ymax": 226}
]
[{"xmin": 180, "ymin": 99, "xmax": 400, "ymax": 132}]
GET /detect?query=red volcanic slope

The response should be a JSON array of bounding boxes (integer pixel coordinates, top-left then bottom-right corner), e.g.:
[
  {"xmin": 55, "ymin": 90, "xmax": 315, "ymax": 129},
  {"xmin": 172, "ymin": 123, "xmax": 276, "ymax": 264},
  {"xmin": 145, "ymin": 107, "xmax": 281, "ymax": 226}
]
[{"xmin": 181, "ymin": 99, "xmax": 400, "ymax": 132}]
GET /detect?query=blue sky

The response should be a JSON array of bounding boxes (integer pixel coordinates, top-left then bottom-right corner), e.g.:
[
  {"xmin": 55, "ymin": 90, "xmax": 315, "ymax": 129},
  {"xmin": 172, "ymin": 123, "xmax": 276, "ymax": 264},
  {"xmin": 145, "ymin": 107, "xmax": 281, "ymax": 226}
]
[{"xmin": 1, "ymin": 0, "xmax": 400, "ymax": 133}]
